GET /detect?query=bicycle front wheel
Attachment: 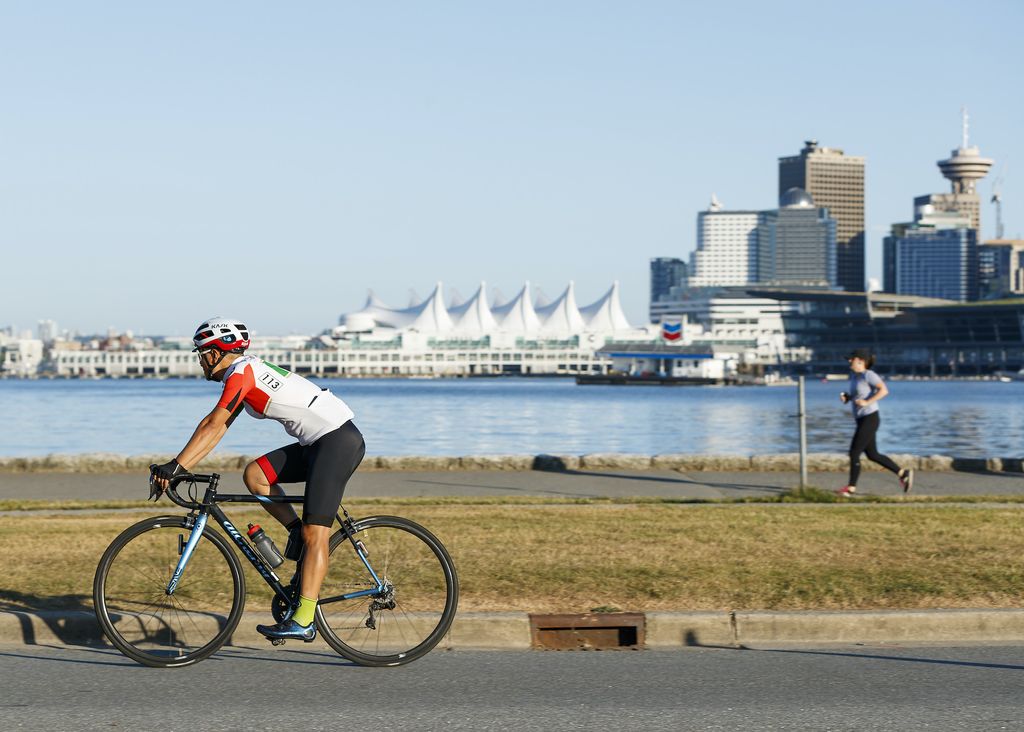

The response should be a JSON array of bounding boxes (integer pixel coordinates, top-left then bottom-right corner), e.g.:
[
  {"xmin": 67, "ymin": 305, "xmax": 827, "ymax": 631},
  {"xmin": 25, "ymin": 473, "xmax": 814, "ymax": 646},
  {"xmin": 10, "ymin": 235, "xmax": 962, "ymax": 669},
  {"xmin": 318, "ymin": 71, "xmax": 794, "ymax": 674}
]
[
  {"xmin": 316, "ymin": 515, "xmax": 458, "ymax": 666},
  {"xmin": 93, "ymin": 515, "xmax": 245, "ymax": 668}
]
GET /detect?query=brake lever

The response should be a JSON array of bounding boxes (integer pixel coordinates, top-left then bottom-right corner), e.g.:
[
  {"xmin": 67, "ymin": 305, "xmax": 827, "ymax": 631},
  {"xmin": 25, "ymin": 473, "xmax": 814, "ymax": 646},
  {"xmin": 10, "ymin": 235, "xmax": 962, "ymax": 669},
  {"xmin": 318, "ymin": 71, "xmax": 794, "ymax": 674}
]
[{"xmin": 148, "ymin": 463, "xmax": 165, "ymax": 502}]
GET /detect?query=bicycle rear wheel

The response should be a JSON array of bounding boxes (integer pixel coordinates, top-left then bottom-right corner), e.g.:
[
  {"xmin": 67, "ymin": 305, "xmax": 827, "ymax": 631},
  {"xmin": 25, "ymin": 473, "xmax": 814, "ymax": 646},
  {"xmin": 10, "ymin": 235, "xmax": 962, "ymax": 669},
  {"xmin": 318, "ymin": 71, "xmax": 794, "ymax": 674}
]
[
  {"xmin": 93, "ymin": 515, "xmax": 245, "ymax": 668},
  {"xmin": 316, "ymin": 515, "xmax": 458, "ymax": 666}
]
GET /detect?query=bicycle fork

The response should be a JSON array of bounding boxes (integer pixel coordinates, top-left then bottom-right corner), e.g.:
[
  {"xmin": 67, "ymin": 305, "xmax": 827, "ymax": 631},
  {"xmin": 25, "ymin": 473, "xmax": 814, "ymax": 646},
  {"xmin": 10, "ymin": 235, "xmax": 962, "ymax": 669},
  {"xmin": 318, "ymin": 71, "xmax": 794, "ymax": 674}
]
[{"xmin": 167, "ymin": 512, "xmax": 209, "ymax": 594}]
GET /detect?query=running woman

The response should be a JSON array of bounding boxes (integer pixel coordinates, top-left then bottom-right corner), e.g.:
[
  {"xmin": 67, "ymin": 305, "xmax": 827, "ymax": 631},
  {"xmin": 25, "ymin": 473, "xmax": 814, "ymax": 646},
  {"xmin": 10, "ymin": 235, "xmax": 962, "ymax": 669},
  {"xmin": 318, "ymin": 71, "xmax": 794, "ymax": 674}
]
[
  {"xmin": 150, "ymin": 317, "xmax": 365, "ymax": 641},
  {"xmin": 836, "ymin": 348, "xmax": 914, "ymax": 497}
]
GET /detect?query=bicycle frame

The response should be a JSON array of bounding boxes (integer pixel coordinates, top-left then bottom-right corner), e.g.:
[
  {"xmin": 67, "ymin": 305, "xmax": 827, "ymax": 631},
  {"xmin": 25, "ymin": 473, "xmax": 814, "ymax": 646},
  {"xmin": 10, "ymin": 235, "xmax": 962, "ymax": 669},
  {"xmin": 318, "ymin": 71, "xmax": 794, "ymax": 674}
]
[{"xmin": 164, "ymin": 472, "xmax": 385, "ymax": 608}]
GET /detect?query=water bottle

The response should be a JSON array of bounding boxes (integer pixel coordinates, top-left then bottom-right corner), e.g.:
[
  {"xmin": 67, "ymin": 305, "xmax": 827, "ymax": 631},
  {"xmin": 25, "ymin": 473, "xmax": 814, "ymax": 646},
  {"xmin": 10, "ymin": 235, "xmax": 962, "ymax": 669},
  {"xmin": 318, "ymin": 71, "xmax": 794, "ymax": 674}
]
[{"xmin": 247, "ymin": 523, "xmax": 284, "ymax": 568}]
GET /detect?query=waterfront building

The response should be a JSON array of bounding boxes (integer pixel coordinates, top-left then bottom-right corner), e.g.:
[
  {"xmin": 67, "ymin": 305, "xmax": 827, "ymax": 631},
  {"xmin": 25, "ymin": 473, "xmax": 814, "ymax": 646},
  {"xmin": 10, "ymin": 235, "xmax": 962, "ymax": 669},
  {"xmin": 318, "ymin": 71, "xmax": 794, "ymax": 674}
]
[
  {"xmin": 0, "ymin": 339, "xmax": 44, "ymax": 377},
  {"xmin": 883, "ymin": 209, "xmax": 978, "ymax": 302},
  {"xmin": 756, "ymin": 189, "xmax": 837, "ymax": 287},
  {"xmin": 51, "ymin": 339, "xmax": 622, "ymax": 379},
  {"xmin": 51, "ymin": 281, "xmax": 655, "ymax": 378},
  {"xmin": 596, "ymin": 342, "xmax": 740, "ymax": 381},
  {"xmin": 650, "ymin": 285, "xmax": 1024, "ymax": 377},
  {"xmin": 650, "ymin": 257, "xmax": 688, "ymax": 305},
  {"xmin": 978, "ymin": 239, "xmax": 1024, "ymax": 298},
  {"xmin": 778, "ymin": 140, "xmax": 865, "ymax": 292},
  {"xmin": 648, "ymin": 288, "xmax": 807, "ymax": 366},
  {"xmin": 688, "ymin": 197, "xmax": 763, "ymax": 287},
  {"xmin": 752, "ymin": 287, "xmax": 1024, "ymax": 376}
]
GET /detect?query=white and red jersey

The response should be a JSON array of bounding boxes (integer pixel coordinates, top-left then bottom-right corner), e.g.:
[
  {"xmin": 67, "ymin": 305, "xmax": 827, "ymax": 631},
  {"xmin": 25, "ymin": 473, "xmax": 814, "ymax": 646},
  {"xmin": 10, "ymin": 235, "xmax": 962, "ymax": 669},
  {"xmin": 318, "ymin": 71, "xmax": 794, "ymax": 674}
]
[{"xmin": 216, "ymin": 355, "xmax": 354, "ymax": 446}]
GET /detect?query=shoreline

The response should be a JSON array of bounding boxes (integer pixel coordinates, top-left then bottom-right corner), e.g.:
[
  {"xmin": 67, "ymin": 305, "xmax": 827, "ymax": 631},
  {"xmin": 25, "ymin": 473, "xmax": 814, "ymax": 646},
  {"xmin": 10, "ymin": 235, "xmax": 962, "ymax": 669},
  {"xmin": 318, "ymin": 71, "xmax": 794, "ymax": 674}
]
[
  {"xmin": 0, "ymin": 451, "xmax": 1014, "ymax": 474},
  {"xmin": 1, "ymin": 373, "xmax": 1018, "ymax": 382}
]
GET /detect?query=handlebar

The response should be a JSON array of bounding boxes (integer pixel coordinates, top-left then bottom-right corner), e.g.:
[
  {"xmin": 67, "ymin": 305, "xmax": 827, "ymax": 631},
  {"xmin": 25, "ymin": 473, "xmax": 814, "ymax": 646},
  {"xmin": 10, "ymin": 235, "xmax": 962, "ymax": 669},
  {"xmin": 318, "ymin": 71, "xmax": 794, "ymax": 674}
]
[{"xmin": 149, "ymin": 465, "xmax": 219, "ymax": 510}]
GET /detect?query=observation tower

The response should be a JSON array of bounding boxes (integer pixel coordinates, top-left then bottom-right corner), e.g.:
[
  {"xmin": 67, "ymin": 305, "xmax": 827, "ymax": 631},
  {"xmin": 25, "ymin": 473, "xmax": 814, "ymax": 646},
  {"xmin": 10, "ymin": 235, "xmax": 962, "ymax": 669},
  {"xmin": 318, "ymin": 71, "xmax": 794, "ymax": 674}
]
[{"xmin": 937, "ymin": 108, "xmax": 993, "ymax": 195}]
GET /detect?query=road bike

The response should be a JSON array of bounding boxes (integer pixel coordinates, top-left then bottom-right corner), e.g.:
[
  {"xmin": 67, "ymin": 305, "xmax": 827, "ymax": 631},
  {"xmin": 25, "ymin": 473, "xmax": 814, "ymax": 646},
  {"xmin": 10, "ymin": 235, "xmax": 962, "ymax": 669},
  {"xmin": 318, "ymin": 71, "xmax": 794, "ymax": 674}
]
[{"xmin": 93, "ymin": 471, "xmax": 459, "ymax": 668}]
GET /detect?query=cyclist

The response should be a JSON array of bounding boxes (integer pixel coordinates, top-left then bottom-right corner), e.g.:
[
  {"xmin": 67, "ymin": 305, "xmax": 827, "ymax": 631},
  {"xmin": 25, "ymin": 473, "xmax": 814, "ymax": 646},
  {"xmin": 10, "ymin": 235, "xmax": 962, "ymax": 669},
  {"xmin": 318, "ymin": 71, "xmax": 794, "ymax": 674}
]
[{"xmin": 150, "ymin": 317, "xmax": 365, "ymax": 641}]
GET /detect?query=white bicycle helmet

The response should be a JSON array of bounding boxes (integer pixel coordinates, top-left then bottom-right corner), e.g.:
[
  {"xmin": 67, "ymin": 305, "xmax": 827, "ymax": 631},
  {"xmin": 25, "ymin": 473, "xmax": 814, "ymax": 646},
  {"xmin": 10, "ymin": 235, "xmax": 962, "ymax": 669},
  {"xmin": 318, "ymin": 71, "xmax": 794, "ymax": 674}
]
[{"xmin": 192, "ymin": 317, "xmax": 251, "ymax": 353}]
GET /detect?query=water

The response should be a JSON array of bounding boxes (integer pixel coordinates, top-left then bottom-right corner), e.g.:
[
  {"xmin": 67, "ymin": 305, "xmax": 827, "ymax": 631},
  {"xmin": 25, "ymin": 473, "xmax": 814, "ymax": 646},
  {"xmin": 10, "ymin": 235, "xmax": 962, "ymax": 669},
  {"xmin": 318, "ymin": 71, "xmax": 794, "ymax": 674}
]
[{"xmin": 1, "ymin": 377, "xmax": 1023, "ymax": 458}]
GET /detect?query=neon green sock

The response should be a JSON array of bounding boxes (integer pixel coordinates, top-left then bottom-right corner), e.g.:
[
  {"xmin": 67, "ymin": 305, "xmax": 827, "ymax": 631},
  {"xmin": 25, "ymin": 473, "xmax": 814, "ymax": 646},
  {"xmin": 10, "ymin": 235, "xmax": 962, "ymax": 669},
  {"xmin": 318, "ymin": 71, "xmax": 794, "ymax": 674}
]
[{"xmin": 293, "ymin": 595, "xmax": 317, "ymax": 627}]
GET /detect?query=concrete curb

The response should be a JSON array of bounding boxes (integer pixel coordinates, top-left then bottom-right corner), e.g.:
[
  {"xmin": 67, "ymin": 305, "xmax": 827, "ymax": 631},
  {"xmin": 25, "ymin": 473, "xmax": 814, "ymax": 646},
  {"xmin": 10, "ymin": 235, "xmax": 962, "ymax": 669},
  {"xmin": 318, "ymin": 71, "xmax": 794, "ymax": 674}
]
[
  {"xmin": 8, "ymin": 609, "xmax": 1024, "ymax": 649},
  {"xmin": 1, "ymin": 452, "xmax": 1021, "ymax": 474}
]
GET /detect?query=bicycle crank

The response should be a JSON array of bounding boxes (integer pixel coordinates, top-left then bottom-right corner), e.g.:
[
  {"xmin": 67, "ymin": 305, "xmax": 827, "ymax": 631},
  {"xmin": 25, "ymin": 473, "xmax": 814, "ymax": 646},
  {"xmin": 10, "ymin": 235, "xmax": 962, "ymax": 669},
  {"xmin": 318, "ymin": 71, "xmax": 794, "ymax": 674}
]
[{"xmin": 271, "ymin": 578, "xmax": 299, "ymax": 623}]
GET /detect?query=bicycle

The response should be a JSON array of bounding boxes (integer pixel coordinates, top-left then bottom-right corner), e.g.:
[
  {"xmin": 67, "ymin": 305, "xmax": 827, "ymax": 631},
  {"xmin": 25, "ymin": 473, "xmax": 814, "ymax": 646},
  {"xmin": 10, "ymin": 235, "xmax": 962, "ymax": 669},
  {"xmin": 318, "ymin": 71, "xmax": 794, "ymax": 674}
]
[{"xmin": 93, "ymin": 470, "xmax": 459, "ymax": 668}]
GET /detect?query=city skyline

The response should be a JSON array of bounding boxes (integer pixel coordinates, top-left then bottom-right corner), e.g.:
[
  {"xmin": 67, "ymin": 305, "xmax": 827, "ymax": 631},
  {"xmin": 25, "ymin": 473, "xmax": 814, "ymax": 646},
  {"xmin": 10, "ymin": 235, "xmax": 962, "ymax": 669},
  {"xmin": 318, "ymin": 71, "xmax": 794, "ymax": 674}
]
[{"xmin": 2, "ymin": 1, "xmax": 1022, "ymax": 334}]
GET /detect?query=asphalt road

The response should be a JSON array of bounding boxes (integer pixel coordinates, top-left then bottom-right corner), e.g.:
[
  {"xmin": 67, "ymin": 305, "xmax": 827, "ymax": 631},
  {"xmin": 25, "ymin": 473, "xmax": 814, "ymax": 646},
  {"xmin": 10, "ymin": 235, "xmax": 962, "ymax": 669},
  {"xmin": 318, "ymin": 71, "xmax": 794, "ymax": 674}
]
[
  {"xmin": 4, "ymin": 468, "xmax": 1024, "ymax": 502},
  {"xmin": 3, "ymin": 644, "xmax": 1024, "ymax": 730}
]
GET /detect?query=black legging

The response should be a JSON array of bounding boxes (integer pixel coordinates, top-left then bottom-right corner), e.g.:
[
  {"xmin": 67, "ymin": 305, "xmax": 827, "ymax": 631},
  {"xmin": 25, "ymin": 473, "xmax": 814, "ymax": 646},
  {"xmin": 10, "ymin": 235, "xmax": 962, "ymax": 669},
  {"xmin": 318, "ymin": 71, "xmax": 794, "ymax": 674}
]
[{"xmin": 849, "ymin": 412, "xmax": 901, "ymax": 486}]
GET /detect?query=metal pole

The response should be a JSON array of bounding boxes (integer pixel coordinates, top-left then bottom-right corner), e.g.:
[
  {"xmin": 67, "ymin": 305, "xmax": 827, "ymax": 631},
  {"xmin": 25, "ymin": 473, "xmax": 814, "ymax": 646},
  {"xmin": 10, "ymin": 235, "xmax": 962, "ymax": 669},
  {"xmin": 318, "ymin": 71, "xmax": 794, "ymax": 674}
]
[{"xmin": 798, "ymin": 375, "xmax": 808, "ymax": 489}]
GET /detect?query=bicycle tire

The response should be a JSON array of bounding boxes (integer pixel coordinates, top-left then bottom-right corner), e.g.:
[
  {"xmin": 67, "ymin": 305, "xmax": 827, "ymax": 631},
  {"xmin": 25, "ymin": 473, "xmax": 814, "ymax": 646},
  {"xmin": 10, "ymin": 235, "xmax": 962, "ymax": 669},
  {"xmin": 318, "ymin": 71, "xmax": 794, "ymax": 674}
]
[
  {"xmin": 93, "ymin": 515, "xmax": 245, "ymax": 668},
  {"xmin": 316, "ymin": 515, "xmax": 458, "ymax": 666}
]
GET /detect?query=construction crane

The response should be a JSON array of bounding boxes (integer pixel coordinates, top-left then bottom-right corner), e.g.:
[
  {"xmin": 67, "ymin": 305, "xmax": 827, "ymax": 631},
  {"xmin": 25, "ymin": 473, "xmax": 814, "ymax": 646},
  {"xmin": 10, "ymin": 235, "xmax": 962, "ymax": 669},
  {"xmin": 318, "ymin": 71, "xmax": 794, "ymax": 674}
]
[{"xmin": 991, "ymin": 163, "xmax": 1007, "ymax": 239}]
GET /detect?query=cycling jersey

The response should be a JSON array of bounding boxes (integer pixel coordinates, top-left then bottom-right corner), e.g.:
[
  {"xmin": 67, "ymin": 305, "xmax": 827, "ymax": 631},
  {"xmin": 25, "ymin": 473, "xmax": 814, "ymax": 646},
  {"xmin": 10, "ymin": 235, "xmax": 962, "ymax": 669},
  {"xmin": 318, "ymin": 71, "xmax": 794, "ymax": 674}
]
[{"xmin": 216, "ymin": 355, "xmax": 354, "ymax": 446}]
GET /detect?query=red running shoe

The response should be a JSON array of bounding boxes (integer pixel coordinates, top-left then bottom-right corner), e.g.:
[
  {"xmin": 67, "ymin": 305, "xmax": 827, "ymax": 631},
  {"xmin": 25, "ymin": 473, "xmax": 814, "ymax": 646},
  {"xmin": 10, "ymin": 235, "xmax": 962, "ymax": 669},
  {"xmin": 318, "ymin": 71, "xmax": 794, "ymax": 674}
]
[{"xmin": 836, "ymin": 485, "xmax": 857, "ymax": 498}]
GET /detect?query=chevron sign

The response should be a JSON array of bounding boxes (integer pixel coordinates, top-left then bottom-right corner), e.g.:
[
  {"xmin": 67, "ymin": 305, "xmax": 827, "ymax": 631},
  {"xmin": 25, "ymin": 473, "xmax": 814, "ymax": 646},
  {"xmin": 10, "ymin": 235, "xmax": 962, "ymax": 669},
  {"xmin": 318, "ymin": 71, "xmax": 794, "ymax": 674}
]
[{"xmin": 661, "ymin": 321, "xmax": 682, "ymax": 341}]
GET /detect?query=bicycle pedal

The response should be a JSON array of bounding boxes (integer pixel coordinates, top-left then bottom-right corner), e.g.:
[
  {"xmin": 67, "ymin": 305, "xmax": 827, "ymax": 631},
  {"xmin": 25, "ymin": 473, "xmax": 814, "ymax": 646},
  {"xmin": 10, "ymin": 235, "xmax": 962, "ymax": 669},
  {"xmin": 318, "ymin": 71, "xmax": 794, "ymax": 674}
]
[{"xmin": 270, "ymin": 638, "xmax": 286, "ymax": 646}]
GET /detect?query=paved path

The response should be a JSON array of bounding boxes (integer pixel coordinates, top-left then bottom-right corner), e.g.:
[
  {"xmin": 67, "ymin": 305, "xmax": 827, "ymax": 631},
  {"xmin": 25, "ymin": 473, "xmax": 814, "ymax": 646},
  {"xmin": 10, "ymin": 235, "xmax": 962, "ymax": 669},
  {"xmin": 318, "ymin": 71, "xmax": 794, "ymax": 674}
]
[
  {"xmin": 3, "ymin": 644, "xmax": 1024, "ymax": 730},
  {"xmin": 3, "ymin": 468, "xmax": 1024, "ymax": 501}
]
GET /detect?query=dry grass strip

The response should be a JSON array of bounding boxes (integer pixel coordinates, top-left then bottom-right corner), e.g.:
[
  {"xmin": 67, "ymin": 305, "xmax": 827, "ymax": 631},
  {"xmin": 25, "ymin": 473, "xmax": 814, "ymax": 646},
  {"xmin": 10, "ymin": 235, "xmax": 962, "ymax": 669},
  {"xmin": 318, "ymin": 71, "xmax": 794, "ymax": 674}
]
[{"xmin": 3, "ymin": 500, "xmax": 1024, "ymax": 614}]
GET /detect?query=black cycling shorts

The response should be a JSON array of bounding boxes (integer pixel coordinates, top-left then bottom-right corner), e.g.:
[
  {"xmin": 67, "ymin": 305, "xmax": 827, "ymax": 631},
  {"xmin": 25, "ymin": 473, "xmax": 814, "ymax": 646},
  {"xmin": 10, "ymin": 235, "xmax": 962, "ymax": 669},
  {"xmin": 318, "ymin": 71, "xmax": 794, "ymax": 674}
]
[{"xmin": 255, "ymin": 421, "xmax": 365, "ymax": 527}]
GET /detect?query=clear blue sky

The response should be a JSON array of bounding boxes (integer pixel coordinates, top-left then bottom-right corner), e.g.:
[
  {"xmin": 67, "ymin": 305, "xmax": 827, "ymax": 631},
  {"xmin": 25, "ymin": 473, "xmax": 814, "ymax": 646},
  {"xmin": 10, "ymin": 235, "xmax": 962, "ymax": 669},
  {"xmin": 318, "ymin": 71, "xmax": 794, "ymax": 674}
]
[{"xmin": 2, "ymin": 1, "xmax": 1021, "ymax": 336}]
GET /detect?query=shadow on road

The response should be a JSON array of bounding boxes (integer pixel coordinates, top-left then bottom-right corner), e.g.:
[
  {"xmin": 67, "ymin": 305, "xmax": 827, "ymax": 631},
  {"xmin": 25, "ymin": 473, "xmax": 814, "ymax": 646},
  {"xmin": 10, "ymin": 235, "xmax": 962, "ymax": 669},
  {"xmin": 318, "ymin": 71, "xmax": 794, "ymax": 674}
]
[
  {"xmin": 405, "ymin": 479, "xmax": 603, "ymax": 498},
  {"xmin": 562, "ymin": 469, "xmax": 789, "ymax": 494},
  {"xmin": 753, "ymin": 646, "xmax": 1024, "ymax": 671},
  {"xmin": 0, "ymin": 589, "xmax": 104, "ymax": 646},
  {"xmin": 406, "ymin": 471, "xmax": 789, "ymax": 497},
  {"xmin": 683, "ymin": 631, "xmax": 1024, "ymax": 671},
  {"xmin": 0, "ymin": 644, "xmax": 361, "ymax": 668}
]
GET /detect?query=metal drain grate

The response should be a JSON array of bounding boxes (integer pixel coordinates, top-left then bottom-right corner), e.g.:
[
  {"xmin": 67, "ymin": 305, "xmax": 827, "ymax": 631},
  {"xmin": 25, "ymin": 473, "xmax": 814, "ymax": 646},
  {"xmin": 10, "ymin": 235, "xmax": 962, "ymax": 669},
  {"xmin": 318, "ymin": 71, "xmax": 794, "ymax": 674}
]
[{"xmin": 529, "ymin": 612, "xmax": 645, "ymax": 650}]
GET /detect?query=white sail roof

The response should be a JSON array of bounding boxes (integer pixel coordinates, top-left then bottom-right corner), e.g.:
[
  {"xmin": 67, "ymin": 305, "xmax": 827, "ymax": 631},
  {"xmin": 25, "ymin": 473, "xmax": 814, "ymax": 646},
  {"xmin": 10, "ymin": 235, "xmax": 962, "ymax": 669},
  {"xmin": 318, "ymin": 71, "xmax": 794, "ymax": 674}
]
[
  {"xmin": 536, "ymin": 281, "xmax": 585, "ymax": 335},
  {"xmin": 492, "ymin": 282, "xmax": 541, "ymax": 334},
  {"xmin": 450, "ymin": 282, "xmax": 497, "ymax": 334},
  {"xmin": 579, "ymin": 281, "xmax": 632, "ymax": 331},
  {"xmin": 340, "ymin": 280, "xmax": 631, "ymax": 337},
  {"xmin": 405, "ymin": 282, "xmax": 453, "ymax": 333},
  {"xmin": 346, "ymin": 282, "xmax": 452, "ymax": 333}
]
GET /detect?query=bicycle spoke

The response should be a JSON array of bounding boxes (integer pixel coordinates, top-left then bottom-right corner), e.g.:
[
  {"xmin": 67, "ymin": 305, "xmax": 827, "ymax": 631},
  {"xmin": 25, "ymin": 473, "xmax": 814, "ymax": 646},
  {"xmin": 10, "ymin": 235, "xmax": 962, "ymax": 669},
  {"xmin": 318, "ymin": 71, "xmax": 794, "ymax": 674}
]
[
  {"xmin": 96, "ymin": 518, "xmax": 243, "ymax": 667},
  {"xmin": 316, "ymin": 517, "xmax": 457, "ymax": 666}
]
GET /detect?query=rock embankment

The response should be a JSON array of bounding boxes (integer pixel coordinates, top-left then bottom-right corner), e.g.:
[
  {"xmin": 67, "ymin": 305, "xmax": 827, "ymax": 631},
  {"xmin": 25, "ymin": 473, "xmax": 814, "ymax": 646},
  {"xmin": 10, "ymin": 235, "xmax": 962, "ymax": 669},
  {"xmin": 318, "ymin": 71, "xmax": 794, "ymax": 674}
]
[{"xmin": 0, "ymin": 453, "xmax": 1017, "ymax": 474}]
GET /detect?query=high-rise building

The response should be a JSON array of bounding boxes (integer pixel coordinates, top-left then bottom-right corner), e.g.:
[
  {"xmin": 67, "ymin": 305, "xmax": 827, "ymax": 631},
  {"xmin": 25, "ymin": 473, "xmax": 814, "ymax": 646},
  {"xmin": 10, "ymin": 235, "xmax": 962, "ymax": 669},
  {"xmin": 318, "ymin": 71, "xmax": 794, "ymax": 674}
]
[
  {"xmin": 757, "ymin": 189, "xmax": 837, "ymax": 287},
  {"xmin": 978, "ymin": 239, "xmax": 1024, "ymax": 298},
  {"xmin": 882, "ymin": 223, "xmax": 910, "ymax": 294},
  {"xmin": 884, "ymin": 209, "xmax": 977, "ymax": 301},
  {"xmin": 779, "ymin": 141, "xmax": 865, "ymax": 292},
  {"xmin": 927, "ymin": 109, "xmax": 993, "ymax": 233},
  {"xmin": 883, "ymin": 112, "xmax": 994, "ymax": 301},
  {"xmin": 650, "ymin": 257, "xmax": 688, "ymax": 305},
  {"xmin": 37, "ymin": 319, "xmax": 58, "ymax": 343},
  {"xmin": 688, "ymin": 196, "xmax": 763, "ymax": 287}
]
